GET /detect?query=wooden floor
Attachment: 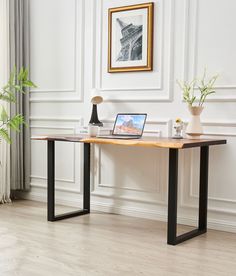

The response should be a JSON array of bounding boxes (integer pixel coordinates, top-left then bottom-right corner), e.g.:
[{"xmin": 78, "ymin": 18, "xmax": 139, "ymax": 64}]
[{"xmin": 0, "ymin": 201, "xmax": 236, "ymax": 276}]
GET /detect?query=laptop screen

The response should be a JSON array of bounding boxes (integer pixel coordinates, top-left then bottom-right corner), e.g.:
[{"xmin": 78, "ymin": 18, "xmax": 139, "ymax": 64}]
[{"xmin": 113, "ymin": 114, "xmax": 147, "ymax": 136}]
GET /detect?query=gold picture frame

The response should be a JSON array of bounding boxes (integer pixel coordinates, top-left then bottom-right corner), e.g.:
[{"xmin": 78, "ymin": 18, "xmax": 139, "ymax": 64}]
[{"xmin": 108, "ymin": 2, "xmax": 154, "ymax": 73}]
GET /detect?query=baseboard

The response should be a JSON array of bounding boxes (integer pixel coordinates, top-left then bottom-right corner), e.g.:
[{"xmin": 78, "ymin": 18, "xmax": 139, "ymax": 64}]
[{"xmin": 17, "ymin": 189, "xmax": 236, "ymax": 234}]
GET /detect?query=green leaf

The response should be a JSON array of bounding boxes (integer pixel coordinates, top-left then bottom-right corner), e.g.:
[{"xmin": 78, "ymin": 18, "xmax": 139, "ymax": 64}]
[
  {"xmin": 0, "ymin": 94, "xmax": 15, "ymax": 103},
  {"xmin": 23, "ymin": 80, "xmax": 37, "ymax": 88},
  {"xmin": 7, "ymin": 114, "xmax": 25, "ymax": 132},
  {"xmin": 18, "ymin": 67, "xmax": 25, "ymax": 81},
  {"xmin": 177, "ymin": 78, "xmax": 196, "ymax": 105},
  {"xmin": 13, "ymin": 85, "xmax": 21, "ymax": 90},
  {"xmin": 0, "ymin": 128, "xmax": 11, "ymax": 144},
  {"xmin": 0, "ymin": 105, "xmax": 9, "ymax": 123}
]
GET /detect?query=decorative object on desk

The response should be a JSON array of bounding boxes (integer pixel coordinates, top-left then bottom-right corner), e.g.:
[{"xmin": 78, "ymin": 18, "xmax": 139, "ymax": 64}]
[
  {"xmin": 185, "ymin": 106, "xmax": 204, "ymax": 139},
  {"xmin": 173, "ymin": 118, "xmax": 183, "ymax": 139},
  {"xmin": 88, "ymin": 125, "xmax": 99, "ymax": 137},
  {"xmin": 177, "ymin": 69, "xmax": 218, "ymax": 139},
  {"xmin": 108, "ymin": 2, "xmax": 154, "ymax": 73},
  {"xmin": 89, "ymin": 89, "xmax": 103, "ymax": 126},
  {"xmin": 0, "ymin": 67, "xmax": 36, "ymax": 143}
]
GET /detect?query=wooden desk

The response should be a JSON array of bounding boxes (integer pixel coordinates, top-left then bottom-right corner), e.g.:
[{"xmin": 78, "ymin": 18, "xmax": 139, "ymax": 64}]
[{"xmin": 32, "ymin": 135, "xmax": 226, "ymax": 245}]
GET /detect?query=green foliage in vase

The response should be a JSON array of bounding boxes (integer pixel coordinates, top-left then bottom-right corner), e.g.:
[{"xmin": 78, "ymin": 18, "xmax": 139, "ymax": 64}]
[
  {"xmin": 0, "ymin": 67, "xmax": 37, "ymax": 143},
  {"xmin": 177, "ymin": 69, "xmax": 218, "ymax": 107}
]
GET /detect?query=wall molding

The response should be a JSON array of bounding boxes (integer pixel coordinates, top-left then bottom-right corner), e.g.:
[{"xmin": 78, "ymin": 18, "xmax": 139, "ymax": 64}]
[
  {"xmin": 30, "ymin": 118, "xmax": 83, "ymax": 192},
  {"xmin": 90, "ymin": 118, "xmax": 171, "ymax": 204},
  {"xmin": 31, "ymin": 124, "xmax": 76, "ymax": 185},
  {"xmin": 30, "ymin": 182, "xmax": 81, "ymax": 194},
  {"xmin": 30, "ymin": 0, "xmax": 85, "ymax": 102},
  {"xmin": 93, "ymin": 145, "xmax": 162, "ymax": 193},
  {"xmin": 180, "ymin": 121, "xmax": 236, "ymax": 214},
  {"xmin": 31, "ymin": 175, "xmax": 75, "ymax": 184},
  {"xmin": 183, "ymin": 0, "xmax": 236, "ymax": 101},
  {"xmin": 30, "ymin": 116, "xmax": 82, "ymax": 122}
]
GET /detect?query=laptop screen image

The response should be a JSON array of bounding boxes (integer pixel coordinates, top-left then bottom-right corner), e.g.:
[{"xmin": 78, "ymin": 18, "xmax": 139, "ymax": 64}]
[{"xmin": 112, "ymin": 114, "xmax": 147, "ymax": 136}]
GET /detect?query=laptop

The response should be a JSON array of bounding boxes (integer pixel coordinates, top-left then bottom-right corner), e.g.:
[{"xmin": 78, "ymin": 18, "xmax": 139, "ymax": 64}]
[{"xmin": 97, "ymin": 113, "xmax": 147, "ymax": 139}]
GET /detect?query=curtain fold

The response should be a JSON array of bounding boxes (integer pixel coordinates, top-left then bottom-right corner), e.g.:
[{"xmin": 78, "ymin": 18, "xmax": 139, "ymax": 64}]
[
  {"xmin": 9, "ymin": 0, "xmax": 31, "ymax": 191},
  {"xmin": 0, "ymin": 0, "xmax": 11, "ymax": 202}
]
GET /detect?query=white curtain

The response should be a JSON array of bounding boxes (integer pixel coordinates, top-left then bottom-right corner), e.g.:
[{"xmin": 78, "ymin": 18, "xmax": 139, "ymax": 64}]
[{"xmin": 0, "ymin": 0, "xmax": 11, "ymax": 203}]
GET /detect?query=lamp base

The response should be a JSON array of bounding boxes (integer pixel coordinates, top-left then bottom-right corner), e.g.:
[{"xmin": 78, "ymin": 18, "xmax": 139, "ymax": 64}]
[{"xmin": 89, "ymin": 104, "xmax": 103, "ymax": 127}]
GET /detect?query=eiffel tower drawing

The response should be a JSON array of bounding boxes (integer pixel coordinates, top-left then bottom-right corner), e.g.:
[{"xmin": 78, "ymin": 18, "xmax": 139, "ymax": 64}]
[{"xmin": 116, "ymin": 18, "xmax": 143, "ymax": 62}]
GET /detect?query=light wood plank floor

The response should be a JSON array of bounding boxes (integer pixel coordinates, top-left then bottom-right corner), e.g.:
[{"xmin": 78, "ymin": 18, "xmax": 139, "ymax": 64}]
[{"xmin": 0, "ymin": 200, "xmax": 236, "ymax": 276}]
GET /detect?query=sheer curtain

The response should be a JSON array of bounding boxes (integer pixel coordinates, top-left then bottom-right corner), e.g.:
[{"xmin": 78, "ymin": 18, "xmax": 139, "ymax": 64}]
[{"xmin": 0, "ymin": 0, "xmax": 11, "ymax": 203}]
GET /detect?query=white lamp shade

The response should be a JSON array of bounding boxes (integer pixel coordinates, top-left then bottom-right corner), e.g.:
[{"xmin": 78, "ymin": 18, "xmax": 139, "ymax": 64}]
[{"xmin": 90, "ymin": 89, "xmax": 103, "ymax": 104}]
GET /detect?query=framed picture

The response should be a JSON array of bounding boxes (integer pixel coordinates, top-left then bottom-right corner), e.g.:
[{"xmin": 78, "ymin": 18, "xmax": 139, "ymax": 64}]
[{"xmin": 108, "ymin": 2, "xmax": 154, "ymax": 73}]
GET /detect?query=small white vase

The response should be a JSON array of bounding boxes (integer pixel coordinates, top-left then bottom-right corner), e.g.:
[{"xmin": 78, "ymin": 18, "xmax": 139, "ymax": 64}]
[{"xmin": 186, "ymin": 106, "xmax": 204, "ymax": 139}]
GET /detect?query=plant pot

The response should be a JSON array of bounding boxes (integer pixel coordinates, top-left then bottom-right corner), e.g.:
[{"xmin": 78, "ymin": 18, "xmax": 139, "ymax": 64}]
[{"xmin": 186, "ymin": 106, "xmax": 204, "ymax": 139}]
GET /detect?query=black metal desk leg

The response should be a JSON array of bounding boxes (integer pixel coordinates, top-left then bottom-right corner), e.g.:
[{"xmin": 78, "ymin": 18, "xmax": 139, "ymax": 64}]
[
  {"xmin": 83, "ymin": 143, "xmax": 90, "ymax": 212},
  {"xmin": 47, "ymin": 140, "xmax": 55, "ymax": 221},
  {"xmin": 167, "ymin": 146, "xmax": 210, "ymax": 245},
  {"xmin": 47, "ymin": 141, "xmax": 90, "ymax": 221},
  {"xmin": 199, "ymin": 146, "xmax": 209, "ymax": 231},
  {"xmin": 167, "ymin": 148, "xmax": 178, "ymax": 245}
]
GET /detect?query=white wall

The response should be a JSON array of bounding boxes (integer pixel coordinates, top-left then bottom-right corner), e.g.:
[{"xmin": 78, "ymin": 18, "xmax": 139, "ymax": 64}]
[{"xmin": 25, "ymin": 0, "xmax": 236, "ymax": 233}]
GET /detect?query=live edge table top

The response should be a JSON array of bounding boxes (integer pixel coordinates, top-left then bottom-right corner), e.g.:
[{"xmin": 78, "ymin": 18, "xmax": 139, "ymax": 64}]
[{"xmin": 31, "ymin": 135, "xmax": 226, "ymax": 149}]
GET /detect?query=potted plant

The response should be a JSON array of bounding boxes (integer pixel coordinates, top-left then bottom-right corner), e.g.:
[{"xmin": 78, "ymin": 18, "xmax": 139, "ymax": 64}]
[
  {"xmin": 0, "ymin": 67, "xmax": 36, "ymax": 143},
  {"xmin": 177, "ymin": 70, "xmax": 218, "ymax": 139}
]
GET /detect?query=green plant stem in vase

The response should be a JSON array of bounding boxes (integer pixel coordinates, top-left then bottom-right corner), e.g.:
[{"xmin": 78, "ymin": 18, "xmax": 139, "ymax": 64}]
[{"xmin": 177, "ymin": 69, "xmax": 218, "ymax": 139}]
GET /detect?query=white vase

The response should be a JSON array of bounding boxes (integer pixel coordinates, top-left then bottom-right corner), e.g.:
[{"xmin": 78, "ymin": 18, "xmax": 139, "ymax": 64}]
[{"xmin": 186, "ymin": 106, "xmax": 204, "ymax": 139}]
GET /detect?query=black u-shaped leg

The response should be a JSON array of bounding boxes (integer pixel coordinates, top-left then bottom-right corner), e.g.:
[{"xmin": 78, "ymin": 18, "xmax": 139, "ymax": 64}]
[
  {"xmin": 167, "ymin": 146, "xmax": 209, "ymax": 245},
  {"xmin": 47, "ymin": 141, "xmax": 90, "ymax": 221}
]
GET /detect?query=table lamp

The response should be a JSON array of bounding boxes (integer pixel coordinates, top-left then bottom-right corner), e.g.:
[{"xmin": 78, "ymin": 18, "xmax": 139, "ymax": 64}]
[{"xmin": 89, "ymin": 89, "xmax": 103, "ymax": 126}]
